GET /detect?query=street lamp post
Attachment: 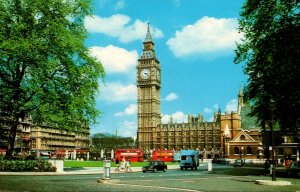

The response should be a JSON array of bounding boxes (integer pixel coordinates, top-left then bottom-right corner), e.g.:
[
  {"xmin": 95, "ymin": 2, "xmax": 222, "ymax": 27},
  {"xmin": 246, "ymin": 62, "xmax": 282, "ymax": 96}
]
[{"xmin": 270, "ymin": 99, "xmax": 276, "ymax": 181}]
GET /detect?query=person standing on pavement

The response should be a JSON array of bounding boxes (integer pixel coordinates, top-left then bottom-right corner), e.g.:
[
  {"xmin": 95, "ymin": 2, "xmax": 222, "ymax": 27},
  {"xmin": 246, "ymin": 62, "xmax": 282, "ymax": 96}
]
[
  {"xmin": 120, "ymin": 157, "xmax": 126, "ymax": 172},
  {"xmin": 126, "ymin": 158, "xmax": 132, "ymax": 172},
  {"xmin": 115, "ymin": 158, "xmax": 120, "ymax": 172}
]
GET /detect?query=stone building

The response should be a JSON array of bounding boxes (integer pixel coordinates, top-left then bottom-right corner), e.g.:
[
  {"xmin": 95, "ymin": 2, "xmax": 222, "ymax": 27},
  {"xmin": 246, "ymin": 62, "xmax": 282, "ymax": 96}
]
[
  {"xmin": 221, "ymin": 88, "xmax": 264, "ymax": 159},
  {"xmin": 154, "ymin": 114, "xmax": 221, "ymax": 154},
  {"xmin": 136, "ymin": 24, "xmax": 265, "ymax": 159},
  {"xmin": 137, "ymin": 23, "xmax": 161, "ymax": 151},
  {"xmin": 30, "ymin": 124, "xmax": 90, "ymax": 158},
  {"xmin": 0, "ymin": 116, "xmax": 90, "ymax": 158},
  {"xmin": 136, "ymin": 24, "xmax": 221, "ymax": 155}
]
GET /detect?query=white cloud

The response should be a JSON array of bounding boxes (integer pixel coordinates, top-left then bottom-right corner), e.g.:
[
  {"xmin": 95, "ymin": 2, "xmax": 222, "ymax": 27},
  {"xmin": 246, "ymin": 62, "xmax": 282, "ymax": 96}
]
[
  {"xmin": 167, "ymin": 16, "xmax": 243, "ymax": 58},
  {"xmin": 115, "ymin": 0, "xmax": 125, "ymax": 10},
  {"xmin": 117, "ymin": 121, "xmax": 137, "ymax": 138},
  {"xmin": 225, "ymin": 99, "xmax": 238, "ymax": 113},
  {"xmin": 161, "ymin": 111, "xmax": 187, "ymax": 124},
  {"xmin": 164, "ymin": 93, "xmax": 178, "ymax": 101},
  {"xmin": 204, "ymin": 107, "xmax": 213, "ymax": 114},
  {"xmin": 89, "ymin": 45, "xmax": 138, "ymax": 74},
  {"xmin": 114, "ymin": 104, "xmax": 137, "ymax": 116},
  {"xmin": 84, "ymin": 14, "xmax": 163, "ymax": 43},
  {"xmin": 99, "ymin": 82, "xmax": 136, "ymax": 102}
]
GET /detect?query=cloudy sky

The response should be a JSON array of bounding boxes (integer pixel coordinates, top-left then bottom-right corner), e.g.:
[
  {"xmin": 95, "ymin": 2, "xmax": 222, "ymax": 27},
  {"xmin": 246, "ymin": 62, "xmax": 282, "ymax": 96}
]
[{"xmin": 85, "ymin": 0, "xmax": 247, "ymax": 139}]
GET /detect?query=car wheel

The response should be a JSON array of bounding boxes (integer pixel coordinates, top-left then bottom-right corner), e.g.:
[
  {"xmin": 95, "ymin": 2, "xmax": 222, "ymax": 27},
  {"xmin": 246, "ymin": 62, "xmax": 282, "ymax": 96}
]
[
  {"xmin": 142, "ymin": 170, "xmax": 146, "ymax": 173},
  {"xmin": 195, "ymin": 166, "xmax": 197, "ymax": 170},
  {"xmin": 163, "ymin": 168, "xmax": 166, "ymax": 172},
  {"xmin": 180, "ymin": 167, "xmax": 183, "ymax": 170},
  {"xmin": 191, "ymin": 167, "xmax": 193, "ymax": 170},
  {"xmin": 153, "ymin": 168, "xmax": 157, "ymax": 173}
]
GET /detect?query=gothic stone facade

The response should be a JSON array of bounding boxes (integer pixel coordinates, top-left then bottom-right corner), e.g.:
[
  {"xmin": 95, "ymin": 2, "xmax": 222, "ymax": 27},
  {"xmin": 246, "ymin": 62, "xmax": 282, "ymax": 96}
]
[
  {"xmin": 137, "ymin": 24, "xmax": 221, "ymax": 153},
  {"xmin": 137, "ymin": 24, "xmax": 264, "ymax": 158},
  {"xmin": 154, "ymin": 116, "xmax": 221, "ymax": 152}
]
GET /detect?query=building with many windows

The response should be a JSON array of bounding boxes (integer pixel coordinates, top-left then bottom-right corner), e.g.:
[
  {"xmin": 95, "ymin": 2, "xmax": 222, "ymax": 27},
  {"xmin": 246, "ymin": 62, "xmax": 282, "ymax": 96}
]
[
  {"xmin": 0, "ymin": 116, "xmax": 90, "ymax": 158},
  {"xmin": 137, "ymin": 24, "xmax": 265, "ymax": 159}
]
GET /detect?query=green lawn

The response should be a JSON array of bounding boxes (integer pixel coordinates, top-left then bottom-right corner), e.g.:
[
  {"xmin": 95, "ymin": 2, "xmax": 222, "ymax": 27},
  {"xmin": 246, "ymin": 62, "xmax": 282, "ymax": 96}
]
[{"xmin": 64, "ymin": 160, "xmax": 178, "ymax": 168}]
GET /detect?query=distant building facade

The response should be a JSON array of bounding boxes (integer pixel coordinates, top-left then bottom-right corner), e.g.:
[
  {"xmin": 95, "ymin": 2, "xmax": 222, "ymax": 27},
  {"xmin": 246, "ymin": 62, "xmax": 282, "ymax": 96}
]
[{"xmin": 0, "ymin": 116, "xmax": 90, "ymax": 158}]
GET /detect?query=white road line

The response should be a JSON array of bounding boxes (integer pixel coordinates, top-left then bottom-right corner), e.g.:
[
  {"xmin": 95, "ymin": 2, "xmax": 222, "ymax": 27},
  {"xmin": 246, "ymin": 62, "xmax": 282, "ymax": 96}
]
[{"xmin": 109, "ymin": 183, "xmax": 202, "ymax": 192}]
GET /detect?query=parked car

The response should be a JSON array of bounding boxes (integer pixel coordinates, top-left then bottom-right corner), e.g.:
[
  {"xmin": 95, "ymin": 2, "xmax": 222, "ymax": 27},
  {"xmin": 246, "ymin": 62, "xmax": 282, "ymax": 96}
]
[
  {"xmin": 233, "ymin": 158, "xmax": 244, "ymax": 167},
  {"xmin": 212, "ymin": 158, "xmax": 230, "ymax": 164},
  {"xmin": 142, "ymin": 160, "xmax": 167, "ymax": 173}
]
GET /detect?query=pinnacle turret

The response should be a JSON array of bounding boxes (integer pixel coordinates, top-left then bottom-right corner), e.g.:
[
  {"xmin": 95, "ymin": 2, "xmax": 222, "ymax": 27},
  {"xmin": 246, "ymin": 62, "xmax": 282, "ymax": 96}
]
[{"xmin": 144, "ymin": 22, "xmax": 153, "ymax": 43}]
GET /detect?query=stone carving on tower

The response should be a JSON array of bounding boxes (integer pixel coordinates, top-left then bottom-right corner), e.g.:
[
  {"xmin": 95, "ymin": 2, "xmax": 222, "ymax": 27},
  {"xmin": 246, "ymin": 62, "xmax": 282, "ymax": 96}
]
[{"xmin": 137, "ymin": 23, "xmax": 161, "ymax": 150}]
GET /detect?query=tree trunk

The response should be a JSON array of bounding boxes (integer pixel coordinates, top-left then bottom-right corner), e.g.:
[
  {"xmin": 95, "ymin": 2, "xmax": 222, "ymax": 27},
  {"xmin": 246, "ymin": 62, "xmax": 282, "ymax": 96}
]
[{"xmin": 4, "ymin": 116, "xmax": 19, "ymax": 160}]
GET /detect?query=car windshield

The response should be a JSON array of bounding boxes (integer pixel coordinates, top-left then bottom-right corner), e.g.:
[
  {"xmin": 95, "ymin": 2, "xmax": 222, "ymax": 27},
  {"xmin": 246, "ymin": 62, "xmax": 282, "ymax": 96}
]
[
  {"xmin": 148, "ymin": 161, "xmax": 161, "ymax": 165},
  {"xmin": 148, "ymin": 161, "xmax": 157, "ymax": 165}
]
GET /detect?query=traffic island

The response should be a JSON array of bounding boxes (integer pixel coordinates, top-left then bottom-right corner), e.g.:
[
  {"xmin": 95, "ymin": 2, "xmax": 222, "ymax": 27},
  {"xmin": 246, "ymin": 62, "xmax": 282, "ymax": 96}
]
[
  {"xmin": 97, "ymin": 179, "xmax": 120, "ymax": 184},
  {"xmin": 255, "ymin": 180, "xmax": 292, "ymax": 186}
]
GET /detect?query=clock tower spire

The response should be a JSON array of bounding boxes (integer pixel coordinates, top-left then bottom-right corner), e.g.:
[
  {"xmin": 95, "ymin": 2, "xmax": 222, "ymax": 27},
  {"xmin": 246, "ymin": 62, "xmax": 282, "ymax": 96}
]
[{"xmin": 137, "ymin": 23, "xmax": 161, "ymax": 151}]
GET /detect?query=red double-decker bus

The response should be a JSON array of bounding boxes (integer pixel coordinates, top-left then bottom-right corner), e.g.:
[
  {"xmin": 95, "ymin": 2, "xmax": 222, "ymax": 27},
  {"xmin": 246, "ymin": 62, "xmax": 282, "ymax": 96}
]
[
  {"xmin": 152, "ymin": 150, "xmax": 174, "ymax": 162},
  {"xmin": 115, "ymin": 149, "xmax": 144, "ymax": 162}
]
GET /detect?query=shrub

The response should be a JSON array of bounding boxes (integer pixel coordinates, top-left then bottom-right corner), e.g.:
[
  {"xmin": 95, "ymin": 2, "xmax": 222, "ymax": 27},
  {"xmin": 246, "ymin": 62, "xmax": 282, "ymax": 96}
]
[{"xmin": 0, "ymin": 160, "xmax": 56, "ymax": 172}]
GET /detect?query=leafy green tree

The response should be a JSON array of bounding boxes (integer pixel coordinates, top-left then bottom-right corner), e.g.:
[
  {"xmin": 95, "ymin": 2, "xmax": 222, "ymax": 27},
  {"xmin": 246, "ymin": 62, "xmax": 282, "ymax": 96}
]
[
  {"xmin": 91, "ymin": 134, "xmax": 135, "ymax": 156},
  {"xmin": 0, "ymin": 0, "xmax": 104, "ymax": 159},
  {"xmin": 235, "ymin": 0, "xmax": 300, "ymax": 136}
]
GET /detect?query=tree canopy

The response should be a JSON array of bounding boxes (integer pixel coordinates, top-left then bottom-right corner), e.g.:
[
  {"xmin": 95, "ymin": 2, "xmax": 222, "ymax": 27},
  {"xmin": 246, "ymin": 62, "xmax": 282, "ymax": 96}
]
[
  {"xmin": 234, "ymin": 0, "xmax": 300, "ymax": 136},
  {"xmin": 0, "ymin": 0, "xmax": 105, "ymax": 159}
]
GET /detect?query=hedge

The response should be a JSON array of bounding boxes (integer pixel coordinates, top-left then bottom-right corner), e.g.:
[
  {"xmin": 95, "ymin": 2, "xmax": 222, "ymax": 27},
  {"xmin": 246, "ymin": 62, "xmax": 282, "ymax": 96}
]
[{"xmin": 0, "ymin": 160, "xmax": 56, "ymax": 172}]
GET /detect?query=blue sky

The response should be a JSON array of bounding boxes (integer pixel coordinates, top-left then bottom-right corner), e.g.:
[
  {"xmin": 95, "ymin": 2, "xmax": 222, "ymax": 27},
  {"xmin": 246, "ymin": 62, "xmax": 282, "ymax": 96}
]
[{"xmin": 85, "ymin": 0, "xmax": 247, "ymax": 138}]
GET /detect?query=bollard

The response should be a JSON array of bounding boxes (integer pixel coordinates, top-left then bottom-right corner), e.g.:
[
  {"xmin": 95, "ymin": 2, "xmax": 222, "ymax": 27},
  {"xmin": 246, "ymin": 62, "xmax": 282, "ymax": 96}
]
[
  {"xmin": 103, "ymin": 160, "xmax": 111, "ymax": 180},
  {"xmin": 208, "ymin": 162, "xmax": 212, "ymax": 172}
]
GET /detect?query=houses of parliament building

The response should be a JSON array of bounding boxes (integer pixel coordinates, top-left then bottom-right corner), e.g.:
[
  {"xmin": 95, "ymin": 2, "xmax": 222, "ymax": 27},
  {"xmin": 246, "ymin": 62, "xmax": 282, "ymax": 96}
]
[{"xmin": 137, "ymin": 24, "xmax": 265, "ymax": 159}]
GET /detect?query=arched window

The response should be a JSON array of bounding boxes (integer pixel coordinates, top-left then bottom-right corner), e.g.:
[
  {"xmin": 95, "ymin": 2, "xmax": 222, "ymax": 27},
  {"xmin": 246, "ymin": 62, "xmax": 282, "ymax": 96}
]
[
  {"xmin": 240, "ymin": 135, "xmax": 246, "ymax": 141},
  {"xmin": 246, "ymin": 147, "xmax": 252, "ymax": 154},
  {"xmin": 234, "ymin": 147, "xmax": 240, "ymax": 154}
]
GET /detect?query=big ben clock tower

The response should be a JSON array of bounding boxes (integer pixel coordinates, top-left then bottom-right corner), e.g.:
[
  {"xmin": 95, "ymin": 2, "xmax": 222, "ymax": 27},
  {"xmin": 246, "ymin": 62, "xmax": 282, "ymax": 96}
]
[{"xmin": 137, "ymin": 23, "xmax": 161, "ymax": 150}]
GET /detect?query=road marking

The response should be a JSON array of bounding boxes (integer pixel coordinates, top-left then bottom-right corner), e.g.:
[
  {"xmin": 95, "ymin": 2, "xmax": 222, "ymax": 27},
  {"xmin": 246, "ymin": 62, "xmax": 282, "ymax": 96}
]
[{"xmin": 109, "ymin": 183, "xmax": 202, "ymax": 192}]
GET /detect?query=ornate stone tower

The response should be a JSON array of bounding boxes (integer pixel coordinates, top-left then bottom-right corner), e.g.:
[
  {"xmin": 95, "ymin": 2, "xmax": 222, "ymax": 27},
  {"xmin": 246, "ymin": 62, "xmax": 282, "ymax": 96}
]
[{"xmin": 137, "ymin": 23, "xmax": 161, "ymax": 150}]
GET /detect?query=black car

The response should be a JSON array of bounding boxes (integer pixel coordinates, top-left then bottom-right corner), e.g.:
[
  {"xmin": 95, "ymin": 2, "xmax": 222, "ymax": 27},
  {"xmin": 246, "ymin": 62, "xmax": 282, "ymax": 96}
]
[
  {"xmin": 212, "ymin": 158, "xmax": 230, "ymax": 164},
  {"xmin": 142, "ymin": 160, "xmax": 167, "ymax": 173}
]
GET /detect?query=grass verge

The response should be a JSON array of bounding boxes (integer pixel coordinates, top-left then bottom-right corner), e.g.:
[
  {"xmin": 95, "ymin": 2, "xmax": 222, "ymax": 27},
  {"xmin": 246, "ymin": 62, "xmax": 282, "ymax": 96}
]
[{"xmin": 64, "ymin": 160, "xmax": 179, "ymax": 167}]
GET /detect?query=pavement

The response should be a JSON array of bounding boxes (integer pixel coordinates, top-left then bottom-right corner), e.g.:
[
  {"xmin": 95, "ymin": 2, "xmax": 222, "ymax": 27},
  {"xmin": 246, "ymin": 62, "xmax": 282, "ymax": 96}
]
[{"xmin": 0, "ymin": 164, "xmax": 180, "ymax": 176}]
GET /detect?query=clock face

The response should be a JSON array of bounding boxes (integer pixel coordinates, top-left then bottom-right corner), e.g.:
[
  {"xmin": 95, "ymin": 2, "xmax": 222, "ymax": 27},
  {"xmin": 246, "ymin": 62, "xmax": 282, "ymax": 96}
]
[{"xmin": 140, "ymin": 68, "xmax": 150, "ymax": 79}]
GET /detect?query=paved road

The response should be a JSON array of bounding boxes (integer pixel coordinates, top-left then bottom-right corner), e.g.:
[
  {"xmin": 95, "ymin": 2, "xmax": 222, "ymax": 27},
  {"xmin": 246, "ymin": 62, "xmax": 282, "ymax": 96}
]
[{"xmin": 0, "ymin": 165, "xmax": 299, "ymax": 192}]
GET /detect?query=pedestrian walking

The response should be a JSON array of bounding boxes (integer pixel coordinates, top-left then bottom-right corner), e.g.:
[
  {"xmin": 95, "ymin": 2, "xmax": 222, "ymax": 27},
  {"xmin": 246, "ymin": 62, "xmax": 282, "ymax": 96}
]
[
  {"xmin": 284, "ymin": 158, "xmax": 292, "ymax": 175},
  {"xmin": 126, "ymin": 158, "xmax": 132, "ymax": 172},
  {"xmin": 115, "ymin": 158, "xmax": 120, "ymax": 172},
  {"xmin": 120, "ymin": 157, "xmax": 126, "ymax": 172}
]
